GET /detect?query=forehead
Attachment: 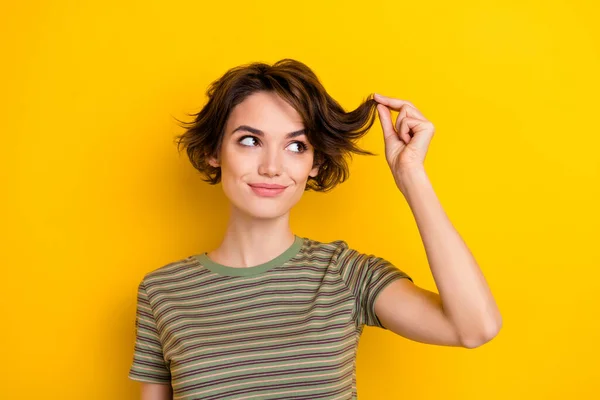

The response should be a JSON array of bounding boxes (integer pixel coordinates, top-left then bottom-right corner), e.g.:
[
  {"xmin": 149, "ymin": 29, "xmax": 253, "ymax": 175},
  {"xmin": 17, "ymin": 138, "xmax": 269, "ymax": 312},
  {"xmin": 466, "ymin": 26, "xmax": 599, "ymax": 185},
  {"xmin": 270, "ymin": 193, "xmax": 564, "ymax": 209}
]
[{"xmin": 226, "ymin": 91, "xmax": 304, "ymax": 130}]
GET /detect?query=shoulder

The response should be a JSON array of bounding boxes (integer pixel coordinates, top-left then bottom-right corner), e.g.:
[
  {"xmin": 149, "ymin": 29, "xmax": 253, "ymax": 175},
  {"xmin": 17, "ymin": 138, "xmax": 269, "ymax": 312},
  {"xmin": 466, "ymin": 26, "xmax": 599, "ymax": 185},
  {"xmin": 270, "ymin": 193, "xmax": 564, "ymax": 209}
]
[
  {"xmin": 300, "ymin": 236, "xmax": 354, "ymax": 263},
  {"xmin": 139, "ymin": 255, "xmax": 199, "ymax": 287},
  {"xmin": 302, "ymin": 236, "xmax": 394, "ymax": 272},
  {"xmin": 302, "ymin": 235, "xmax": 347, "ymax": 251}
]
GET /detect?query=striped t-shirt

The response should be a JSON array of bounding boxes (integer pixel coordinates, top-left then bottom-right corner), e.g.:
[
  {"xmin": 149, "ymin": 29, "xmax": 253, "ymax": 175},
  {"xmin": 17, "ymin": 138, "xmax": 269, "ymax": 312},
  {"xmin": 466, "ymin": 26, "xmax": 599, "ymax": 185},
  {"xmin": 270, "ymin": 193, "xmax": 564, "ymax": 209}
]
[{"xmin": 128, "ymin": 235, "xmax": 412, "ymax": 399}]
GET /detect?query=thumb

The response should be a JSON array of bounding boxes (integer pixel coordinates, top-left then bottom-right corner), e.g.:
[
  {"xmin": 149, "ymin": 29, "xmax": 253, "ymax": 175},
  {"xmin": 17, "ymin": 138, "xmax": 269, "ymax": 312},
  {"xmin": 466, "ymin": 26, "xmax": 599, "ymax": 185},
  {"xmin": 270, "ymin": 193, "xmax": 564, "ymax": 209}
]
[
  {"xmin": 377, "ymin": 104, "xmax": 406, "ymax": 163},
  {"xmin": 376, "ymin": 104, "xmax": 397, "ymax": 143},
  {"xmin": 376, "ymin": 104, "xmax": 405, "ymax": 154}
]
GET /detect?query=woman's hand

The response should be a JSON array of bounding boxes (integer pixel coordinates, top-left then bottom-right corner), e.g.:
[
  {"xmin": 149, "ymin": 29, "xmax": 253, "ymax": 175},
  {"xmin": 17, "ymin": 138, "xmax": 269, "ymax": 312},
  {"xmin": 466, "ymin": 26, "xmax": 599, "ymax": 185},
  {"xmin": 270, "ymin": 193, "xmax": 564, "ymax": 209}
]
[{"xmin": 374, "ymin": 93, "xmax": 435, "ymax": 187}]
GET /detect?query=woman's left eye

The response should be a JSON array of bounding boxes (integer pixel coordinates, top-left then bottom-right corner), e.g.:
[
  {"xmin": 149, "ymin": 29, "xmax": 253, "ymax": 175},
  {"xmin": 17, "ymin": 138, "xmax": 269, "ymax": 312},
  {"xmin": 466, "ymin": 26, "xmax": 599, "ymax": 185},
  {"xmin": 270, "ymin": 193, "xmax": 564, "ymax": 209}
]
[{"xmin": 288, "ymin": 141, "xmax": 308, "ymax": 153}]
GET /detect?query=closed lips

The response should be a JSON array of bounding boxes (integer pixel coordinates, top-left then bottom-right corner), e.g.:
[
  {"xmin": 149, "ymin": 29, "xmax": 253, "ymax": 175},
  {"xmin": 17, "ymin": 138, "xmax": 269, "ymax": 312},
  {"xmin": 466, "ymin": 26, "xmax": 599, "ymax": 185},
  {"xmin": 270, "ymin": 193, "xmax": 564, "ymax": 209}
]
[{"xmin": 249, "ymin": 184, "xmax": 288, "ymax": 189}]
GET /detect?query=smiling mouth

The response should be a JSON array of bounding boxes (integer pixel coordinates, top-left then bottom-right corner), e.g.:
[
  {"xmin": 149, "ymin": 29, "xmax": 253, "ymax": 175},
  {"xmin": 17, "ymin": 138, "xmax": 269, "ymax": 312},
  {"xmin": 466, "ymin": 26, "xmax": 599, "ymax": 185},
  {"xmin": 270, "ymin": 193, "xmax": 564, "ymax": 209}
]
[{"xmin": 248, "ymin": 184, "xmax": 288, "ymax": 197}]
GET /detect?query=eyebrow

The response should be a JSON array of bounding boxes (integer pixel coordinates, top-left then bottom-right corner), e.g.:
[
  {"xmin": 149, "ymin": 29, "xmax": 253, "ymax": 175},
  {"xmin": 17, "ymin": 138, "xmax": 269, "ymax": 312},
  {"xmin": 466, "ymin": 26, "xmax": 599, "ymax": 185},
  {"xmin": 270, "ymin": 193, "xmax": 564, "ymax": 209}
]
[{"xmin": 231, "ymin": 125, "xmax": 307, "ymax": 139}]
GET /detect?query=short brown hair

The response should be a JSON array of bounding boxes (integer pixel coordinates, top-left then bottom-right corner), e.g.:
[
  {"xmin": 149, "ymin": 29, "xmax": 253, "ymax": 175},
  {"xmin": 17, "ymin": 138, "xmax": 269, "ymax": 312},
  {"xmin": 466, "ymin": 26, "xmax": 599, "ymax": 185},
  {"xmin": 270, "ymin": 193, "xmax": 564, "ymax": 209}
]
[{"xmin": 173, "ymin": 58, "xmax": 379, "ymax": 192}]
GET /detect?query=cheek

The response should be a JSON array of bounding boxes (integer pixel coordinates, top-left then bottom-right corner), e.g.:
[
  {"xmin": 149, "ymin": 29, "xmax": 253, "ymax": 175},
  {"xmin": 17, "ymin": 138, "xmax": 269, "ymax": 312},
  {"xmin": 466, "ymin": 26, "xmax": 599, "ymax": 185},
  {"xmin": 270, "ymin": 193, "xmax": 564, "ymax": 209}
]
[
  {"xmin": 221, "ymin": 146, "xmax": 252, "ymax": 175},
  {"xmin": 289, "ymin": 158, "xmax": 315, "ymax": 182}
]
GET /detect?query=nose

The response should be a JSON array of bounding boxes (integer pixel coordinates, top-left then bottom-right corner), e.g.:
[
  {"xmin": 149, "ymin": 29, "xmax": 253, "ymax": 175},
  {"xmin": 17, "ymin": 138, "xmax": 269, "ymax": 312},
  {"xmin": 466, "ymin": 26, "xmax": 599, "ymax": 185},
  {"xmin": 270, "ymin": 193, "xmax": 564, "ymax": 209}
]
[{"xmin": 258, "ymin": 146, "xmax": 282, "ymax": 177}]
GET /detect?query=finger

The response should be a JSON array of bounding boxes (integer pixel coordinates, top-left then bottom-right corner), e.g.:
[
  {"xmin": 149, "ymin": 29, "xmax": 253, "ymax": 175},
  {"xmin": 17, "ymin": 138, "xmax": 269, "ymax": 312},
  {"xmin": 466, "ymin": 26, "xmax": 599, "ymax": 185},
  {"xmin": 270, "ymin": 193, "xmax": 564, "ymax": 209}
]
[
  {"xmin": 376, "ymin": 104, "xmax": 400, "ymax": 144},
  {"xmin": 399, "ymin": 117, "xmax": 432, "ymax": 138},
  {"xmin": 374, "ymin": 93, "xmax": 426, "ymax": 119},
  {"xmin": 400, "ymin": 117, "xmax": 432, "ymax": 133},
  {"xmin": 374, "ymin": 93, "xmax": 415, "ymax": 109},
  {"xmin": 394, "ymin": 104, "xmax": 426, "ymax": 130},
  {"xmin": 399, "ymin": 117, "xmax": 434, "ymax": 147},
  {"xmin": 396, "ymin": 110, "xmax": 413, "ymax": 144}
]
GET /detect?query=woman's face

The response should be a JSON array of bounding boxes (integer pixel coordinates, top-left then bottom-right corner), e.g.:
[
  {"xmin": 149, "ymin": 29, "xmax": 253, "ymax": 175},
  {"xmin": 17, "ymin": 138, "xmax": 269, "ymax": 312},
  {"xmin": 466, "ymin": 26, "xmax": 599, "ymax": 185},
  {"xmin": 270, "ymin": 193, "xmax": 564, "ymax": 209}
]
[{"xmin": 208, "ymin": 91, "xmax": 319, "ymax": 220}]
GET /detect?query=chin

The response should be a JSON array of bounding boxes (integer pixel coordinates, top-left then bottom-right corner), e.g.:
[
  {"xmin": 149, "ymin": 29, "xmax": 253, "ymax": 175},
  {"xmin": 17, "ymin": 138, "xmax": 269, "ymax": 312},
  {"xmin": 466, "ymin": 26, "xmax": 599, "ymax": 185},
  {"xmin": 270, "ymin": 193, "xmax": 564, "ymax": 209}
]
[
  {"xmin": 236, "ymin": 192, "xmax": 297, "ymax": 219},
  {"xmin": 240, "ymin": 202, "xmax": 291, "ymax": 220}
]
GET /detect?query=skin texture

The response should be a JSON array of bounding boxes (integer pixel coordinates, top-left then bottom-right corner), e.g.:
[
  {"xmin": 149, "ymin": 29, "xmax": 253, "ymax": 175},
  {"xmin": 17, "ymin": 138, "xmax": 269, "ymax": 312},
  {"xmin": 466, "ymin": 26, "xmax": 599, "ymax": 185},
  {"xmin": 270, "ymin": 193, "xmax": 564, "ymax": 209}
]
[{"xmin": 140, "ymin": 383, "xmax": 172, "ymax": 400}]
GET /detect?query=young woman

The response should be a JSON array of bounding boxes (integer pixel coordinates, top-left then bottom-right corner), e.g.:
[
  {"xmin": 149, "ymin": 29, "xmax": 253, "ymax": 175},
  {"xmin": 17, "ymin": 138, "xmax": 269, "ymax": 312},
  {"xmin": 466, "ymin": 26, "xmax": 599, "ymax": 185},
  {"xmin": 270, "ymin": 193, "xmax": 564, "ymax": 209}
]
[{"xmin": 128, "ymin": 59, "xmax": 502, "ymax": 400}]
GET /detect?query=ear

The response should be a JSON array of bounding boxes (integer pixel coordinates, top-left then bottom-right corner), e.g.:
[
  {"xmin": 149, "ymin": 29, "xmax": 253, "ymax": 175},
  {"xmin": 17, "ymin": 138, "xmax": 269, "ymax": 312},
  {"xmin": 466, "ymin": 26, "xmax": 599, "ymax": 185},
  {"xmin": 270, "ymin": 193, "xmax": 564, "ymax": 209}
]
[
  {"xmin": 207, "ymin": 155, "xmax": 220, "ymax": 168},
  {"xmin": 308, "ymin": 163, "xmax": 320, "ymax": 178}
]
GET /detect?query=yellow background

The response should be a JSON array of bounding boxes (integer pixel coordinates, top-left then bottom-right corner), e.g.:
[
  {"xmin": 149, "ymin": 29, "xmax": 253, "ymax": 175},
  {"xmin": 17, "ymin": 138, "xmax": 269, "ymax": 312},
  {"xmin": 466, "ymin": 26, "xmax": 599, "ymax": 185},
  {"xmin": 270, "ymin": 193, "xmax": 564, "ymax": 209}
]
[{"xmin": 2, "ymin": 0, "xmax": 599, "ymax": 398}]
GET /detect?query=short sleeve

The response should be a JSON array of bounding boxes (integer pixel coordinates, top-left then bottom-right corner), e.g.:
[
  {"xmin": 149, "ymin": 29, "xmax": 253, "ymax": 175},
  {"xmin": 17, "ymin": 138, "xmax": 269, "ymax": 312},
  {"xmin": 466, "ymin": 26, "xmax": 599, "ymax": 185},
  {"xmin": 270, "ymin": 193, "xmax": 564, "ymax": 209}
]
[
  {"xmin": 128, "ymin": 279, "xmax": 172, "ymax": 384},
  {"xmin": 334, "ymin": 244, "xmax": 413, "ymax": 329}
]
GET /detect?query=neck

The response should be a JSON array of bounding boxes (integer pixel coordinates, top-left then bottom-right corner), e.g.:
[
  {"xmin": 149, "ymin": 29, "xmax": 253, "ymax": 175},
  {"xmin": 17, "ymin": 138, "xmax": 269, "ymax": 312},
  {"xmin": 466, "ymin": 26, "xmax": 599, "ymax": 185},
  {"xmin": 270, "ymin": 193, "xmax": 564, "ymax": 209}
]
[{"xmin": 208, "ymin": 204, "xmax": 296, "ymax": 268}]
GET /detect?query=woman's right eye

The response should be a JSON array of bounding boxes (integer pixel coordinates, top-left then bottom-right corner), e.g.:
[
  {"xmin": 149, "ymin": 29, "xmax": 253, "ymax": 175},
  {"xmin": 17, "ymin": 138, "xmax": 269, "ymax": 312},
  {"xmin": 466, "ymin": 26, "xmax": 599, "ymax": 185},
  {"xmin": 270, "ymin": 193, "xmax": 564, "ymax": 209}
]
[{"xmin": 239, "ymin": 136, "xmax": 258, "ymax": 147}]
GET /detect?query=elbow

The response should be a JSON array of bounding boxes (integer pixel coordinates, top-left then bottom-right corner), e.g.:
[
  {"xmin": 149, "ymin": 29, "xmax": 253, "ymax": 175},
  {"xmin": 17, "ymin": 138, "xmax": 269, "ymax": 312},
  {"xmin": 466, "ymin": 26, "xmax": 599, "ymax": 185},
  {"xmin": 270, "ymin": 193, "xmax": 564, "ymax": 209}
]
[{"xmin": 460, "ymin": 315, "xmax": 503, "ymax": 349}]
